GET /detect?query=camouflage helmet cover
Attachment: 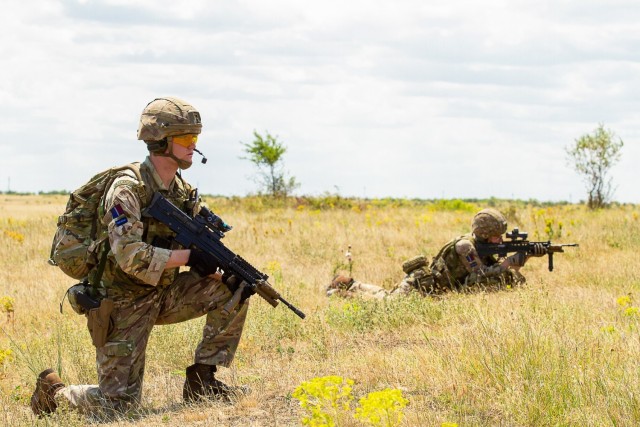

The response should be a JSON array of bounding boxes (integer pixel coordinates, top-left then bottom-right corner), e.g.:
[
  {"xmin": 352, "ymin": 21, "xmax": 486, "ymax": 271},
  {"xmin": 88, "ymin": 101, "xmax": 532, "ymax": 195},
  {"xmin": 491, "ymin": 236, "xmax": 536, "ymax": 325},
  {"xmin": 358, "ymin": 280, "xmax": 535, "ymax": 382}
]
[
  {"xmin": 472, "ymin": 208, "xmax": 507, "ymax": 239},
  {"xmin": 137, "ymin": 97, "xmax": 202, "ymax": 143}
]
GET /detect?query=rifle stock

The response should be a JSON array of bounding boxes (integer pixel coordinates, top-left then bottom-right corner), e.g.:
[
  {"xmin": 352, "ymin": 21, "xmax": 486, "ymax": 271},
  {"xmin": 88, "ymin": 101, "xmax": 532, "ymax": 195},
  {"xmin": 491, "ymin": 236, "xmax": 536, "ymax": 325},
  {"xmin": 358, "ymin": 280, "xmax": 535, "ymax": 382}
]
[{"xmin": 144, "ymin": 192, "xmax": 305, "ymax": 319}]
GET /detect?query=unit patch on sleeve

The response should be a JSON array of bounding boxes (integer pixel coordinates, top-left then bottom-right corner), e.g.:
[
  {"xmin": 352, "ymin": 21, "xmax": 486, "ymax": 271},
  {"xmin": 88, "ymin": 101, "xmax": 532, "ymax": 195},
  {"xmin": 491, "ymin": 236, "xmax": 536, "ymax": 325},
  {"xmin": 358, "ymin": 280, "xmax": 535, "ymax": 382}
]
[
  {"xmin": 466, "ymin": 253, "xmax": 478, "ymax": 268},
  {"xmin": 110, "ymin": 204, "xmax": 128, "ymax": 226}
]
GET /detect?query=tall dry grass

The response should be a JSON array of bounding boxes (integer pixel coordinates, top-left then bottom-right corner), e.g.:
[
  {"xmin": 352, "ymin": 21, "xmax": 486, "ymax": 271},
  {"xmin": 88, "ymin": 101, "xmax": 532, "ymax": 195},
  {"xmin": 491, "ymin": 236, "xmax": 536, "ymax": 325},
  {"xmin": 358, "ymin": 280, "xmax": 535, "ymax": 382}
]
[{"xmin": 0, "ymin": 194, "xmax": 639, "ymax": 426}]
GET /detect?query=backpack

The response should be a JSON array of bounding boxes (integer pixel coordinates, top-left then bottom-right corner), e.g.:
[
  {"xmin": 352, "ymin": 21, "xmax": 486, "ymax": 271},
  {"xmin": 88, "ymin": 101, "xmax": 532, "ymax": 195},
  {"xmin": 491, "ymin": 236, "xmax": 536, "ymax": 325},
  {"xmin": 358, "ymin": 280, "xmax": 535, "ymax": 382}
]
[{"xmin": 48, "ymin": 163, "xmax": 147, "ymax": 280}]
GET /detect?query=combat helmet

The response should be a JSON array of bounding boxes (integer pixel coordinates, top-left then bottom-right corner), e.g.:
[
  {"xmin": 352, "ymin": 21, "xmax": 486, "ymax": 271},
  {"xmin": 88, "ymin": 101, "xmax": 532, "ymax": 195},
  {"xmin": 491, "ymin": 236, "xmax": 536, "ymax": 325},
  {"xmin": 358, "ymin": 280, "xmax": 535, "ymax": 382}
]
[
  {"xmin": 471, "ymin": 208, "xmax": 507, "ymax": 240},
  {"xmin": 138, "ymin": 97, "xmax": 202, "ymax": 144},
  {"xmin": 137, "ymin": 97, "xmax": 202, "ymax": 169}
]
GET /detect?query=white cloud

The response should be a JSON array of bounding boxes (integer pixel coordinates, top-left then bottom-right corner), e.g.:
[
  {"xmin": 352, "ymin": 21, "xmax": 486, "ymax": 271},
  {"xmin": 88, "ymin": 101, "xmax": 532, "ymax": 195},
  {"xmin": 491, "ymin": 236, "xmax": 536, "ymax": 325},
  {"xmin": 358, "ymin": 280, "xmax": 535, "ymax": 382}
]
[{"xmin": 0, "ymin": 0, "xmax": 638, "ymax": 202}]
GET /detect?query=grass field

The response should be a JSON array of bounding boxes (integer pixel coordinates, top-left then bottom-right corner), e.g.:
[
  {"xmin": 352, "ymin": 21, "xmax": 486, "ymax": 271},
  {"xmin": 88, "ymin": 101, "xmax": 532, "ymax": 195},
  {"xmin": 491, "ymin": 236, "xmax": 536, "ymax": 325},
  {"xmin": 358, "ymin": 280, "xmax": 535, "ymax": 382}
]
[{"xmin": 0, "ymin": 194, "xmax": 639, "ymax": 426}]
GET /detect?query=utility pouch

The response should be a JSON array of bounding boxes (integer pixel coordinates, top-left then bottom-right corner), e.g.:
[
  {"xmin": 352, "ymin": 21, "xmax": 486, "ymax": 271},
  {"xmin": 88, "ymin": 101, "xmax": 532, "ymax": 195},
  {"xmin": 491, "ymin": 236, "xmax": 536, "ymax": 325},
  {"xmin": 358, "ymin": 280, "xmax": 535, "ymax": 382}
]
[
  {"xmin": 61, "ymin": 282, "xmax": 101, "ymax": 315},
  {"xmin": 412, "ymin": 268, "xmax": 435, "ymax": 295},
  {"xmin": 402, "ymin": 255, "xmax": 428, "ymax": 274},
  {"xmin": 103, "ymin": 340, "xmax": 134, "ymax": 357},
  {"xmin": 87, "ymin": 298, "xmax": 114, "ymax": 348}
]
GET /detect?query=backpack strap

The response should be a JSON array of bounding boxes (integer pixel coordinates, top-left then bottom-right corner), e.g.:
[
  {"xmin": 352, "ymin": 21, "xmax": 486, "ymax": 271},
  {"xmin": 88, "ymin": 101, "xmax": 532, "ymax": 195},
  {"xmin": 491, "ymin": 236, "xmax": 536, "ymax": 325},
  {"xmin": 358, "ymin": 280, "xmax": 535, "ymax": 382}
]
[
  {"xmin": 110, "ymin": 163, "xmax": 149, "ymax": 208},
  {"xmin": 430, "ymin": 235, "xmax": 466, "ymax": 269},
  {"xmin": 89, "ymin": 163, "xmax": 148, "ymax": 291},
  {"xmin": 174, "ymin": 170, "xmax": 194, "ymax": 200}
]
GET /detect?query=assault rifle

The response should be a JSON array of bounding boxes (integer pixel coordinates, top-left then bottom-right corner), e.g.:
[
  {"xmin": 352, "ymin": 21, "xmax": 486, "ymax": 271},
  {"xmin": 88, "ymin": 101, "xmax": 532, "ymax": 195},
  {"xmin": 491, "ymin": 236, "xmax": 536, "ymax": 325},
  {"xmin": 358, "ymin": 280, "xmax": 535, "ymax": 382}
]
[
  {"xmin": 475, "ymin": 228, "xmax": 578, "ymax": 271},
  {"xmin": 144, "ymin": 192, "xmax": 305, "ymax": 319}
]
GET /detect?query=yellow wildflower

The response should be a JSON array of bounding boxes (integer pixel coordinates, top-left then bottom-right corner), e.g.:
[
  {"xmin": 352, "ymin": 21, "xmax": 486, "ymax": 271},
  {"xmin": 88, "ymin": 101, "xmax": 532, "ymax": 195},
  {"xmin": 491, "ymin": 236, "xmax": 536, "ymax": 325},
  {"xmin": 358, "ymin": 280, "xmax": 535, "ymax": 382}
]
[
  {"xmin": 0, "ymin": 296, "xmax": 15, "ymax": 313},
  {"xmin": 292, "ymin": 375, "xmax": 354, "ymax": 427},
  {"xmin": 617, "ymin": 296, "xmax": 632, "ymax": 307},
  {"xmin": 0, "ymin": 349, "xmax": 13, "ymax": 365},
  {"xmin": 355, "ymin": 388, "xmax": 409, "ymax": 427}
]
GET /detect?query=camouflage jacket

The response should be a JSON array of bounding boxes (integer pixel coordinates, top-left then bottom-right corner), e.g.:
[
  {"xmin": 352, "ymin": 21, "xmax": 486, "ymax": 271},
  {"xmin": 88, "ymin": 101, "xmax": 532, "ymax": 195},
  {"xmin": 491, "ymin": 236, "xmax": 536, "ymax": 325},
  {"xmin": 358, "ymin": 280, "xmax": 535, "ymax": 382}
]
[
  {"xmin": 98, "ymin": 157, "xmax": 200, "ymax": 297},
  {"xmin": 430, "ymin": 233, "xmax": 519, "ymax": 289}
]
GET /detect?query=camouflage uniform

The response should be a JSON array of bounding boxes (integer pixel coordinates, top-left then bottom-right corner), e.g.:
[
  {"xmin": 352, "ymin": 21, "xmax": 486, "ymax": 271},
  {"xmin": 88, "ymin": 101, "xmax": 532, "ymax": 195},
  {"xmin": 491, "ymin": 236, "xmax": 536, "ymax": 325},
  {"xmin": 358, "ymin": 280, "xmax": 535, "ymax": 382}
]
[
  {"xmin": 328, "ymin": 234, "xmax": 524, "ymax": 299},
  {"xmin": 394, "ymin": 233, "xmax": 524, "ymax": 296},
  {"xmin": 394, "ymin": 208, "xmax": 524, "ymax": 296},
  {"xmin": 55, "ymin": 157, "xmax": 248, "ymax": 413}
]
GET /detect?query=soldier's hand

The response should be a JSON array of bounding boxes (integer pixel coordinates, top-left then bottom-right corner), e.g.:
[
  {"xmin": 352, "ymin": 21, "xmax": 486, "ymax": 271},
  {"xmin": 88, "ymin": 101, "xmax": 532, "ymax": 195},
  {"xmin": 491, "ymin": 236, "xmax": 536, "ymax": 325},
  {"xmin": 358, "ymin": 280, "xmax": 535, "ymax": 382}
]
[
  {"xmin": 186, "ymin": 248, "xmax": 219, "ymax": 276},
  {"xmin": 506, "ymin": 252, "xmax": 527, "ymax": 268},
  {"xmin": 530, "ymin": 243, "xmax": 547, "ymax": 257}
]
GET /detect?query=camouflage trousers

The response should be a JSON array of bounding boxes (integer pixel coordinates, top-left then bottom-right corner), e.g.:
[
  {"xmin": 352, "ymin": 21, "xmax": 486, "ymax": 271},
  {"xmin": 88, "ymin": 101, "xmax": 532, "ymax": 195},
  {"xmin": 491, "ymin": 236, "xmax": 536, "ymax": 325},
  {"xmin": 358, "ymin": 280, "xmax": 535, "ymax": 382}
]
[
  {"xmin": 326, "ymin": 279, "xmax": 418, "ymax": 299},
  {"xmin": 55, "ymin": 271, "xmax": 248, "ymax": 413},
  {"xmin": 326, "ymin": 278, "xmax": 389, "ymax": 300}
]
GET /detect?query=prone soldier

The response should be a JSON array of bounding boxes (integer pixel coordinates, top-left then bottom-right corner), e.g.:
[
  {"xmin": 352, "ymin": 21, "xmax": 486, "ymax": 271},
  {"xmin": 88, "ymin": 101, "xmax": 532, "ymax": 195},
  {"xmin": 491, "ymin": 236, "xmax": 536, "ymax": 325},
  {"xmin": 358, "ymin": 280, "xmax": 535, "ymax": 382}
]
[{"xmin": 327, "ymin": 208, "xmax": 552, "ymax": 298}]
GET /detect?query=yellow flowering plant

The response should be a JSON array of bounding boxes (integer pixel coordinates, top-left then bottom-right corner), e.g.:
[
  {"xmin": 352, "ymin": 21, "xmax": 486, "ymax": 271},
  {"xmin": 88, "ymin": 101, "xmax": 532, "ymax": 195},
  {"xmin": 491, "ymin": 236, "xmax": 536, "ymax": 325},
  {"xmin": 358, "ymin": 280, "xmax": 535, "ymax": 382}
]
[
  {"xmin": 0, "ymin": 349, "xmax": 13, "ymax": 365},
  {"xmin": 617, "ymin": 295, "xmax": 632, "ymax": 307},
  {"xmin": 354, "ymin": 388, "xmax": 409, "ymax": 427},
  {"xmin": 292, "ymin": 375, "xmax": 355, "ymax": 427},
  {"xmin": 3, "ymin": 230, "xmax": 24, "ymax": 244},
  {"xmin": 0, "ymin": 296, "xmax": 15, "ymax": 313},
  {"xmin": 292, "ymin": 377, "xmax": 412, "ymax": 427}
]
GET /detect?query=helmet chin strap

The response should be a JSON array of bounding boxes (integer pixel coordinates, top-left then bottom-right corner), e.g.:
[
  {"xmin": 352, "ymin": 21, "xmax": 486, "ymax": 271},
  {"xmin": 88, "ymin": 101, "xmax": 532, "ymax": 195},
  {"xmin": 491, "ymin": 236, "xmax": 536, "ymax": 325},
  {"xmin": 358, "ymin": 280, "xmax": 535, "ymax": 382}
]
[
  {"xmin": 154, "ymin": 139, "xmax": 193, "ymax": 170},
  {"xmin": 174, "ymin": 155, "xmax": 193, "ymax": 170}
]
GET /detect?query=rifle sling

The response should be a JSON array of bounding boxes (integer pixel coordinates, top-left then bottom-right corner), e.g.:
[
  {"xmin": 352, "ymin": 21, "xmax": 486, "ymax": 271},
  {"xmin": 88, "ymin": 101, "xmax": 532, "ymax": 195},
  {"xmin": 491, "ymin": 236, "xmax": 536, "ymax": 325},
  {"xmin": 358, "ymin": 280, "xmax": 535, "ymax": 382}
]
[{"xmin": 89, "ymin": 241, "xmax": 111, "ymax": 298}]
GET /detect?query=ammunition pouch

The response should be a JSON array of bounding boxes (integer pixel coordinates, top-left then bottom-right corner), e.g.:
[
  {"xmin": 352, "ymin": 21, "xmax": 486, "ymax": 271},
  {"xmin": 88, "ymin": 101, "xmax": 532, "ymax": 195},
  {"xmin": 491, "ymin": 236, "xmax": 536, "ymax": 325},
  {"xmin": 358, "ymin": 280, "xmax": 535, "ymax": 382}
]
[
  {"xmin": 465, "ymin": 269, "xmax": 526, "ymax": 289},
  {"xmin": 429, "ymin": 257, "xmax": 458, "ymax": 292},
  {"xmin": 87, "ymin": 298, "xmax": 114, "ymax": 348}
]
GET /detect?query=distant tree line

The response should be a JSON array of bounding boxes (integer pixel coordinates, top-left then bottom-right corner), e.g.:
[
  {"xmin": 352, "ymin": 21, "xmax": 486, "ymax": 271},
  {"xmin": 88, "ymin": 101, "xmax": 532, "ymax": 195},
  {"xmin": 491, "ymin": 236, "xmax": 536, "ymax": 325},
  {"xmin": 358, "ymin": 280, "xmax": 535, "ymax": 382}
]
[{"xmin": 0, "ymin": 190, "xmax": 69, "ymax": 195}]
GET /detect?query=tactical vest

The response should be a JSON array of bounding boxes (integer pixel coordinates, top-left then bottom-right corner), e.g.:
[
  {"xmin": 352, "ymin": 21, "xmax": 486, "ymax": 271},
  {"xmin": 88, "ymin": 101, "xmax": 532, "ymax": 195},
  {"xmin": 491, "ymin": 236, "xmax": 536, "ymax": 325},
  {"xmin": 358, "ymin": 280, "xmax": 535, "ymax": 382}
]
[
  {"xmin": 429, "ymin": 234, "xmax": 468, "ymax": 285},
  {"xmin": 429, "ymin": 234, "xmax": 497, "ymax": 288}
]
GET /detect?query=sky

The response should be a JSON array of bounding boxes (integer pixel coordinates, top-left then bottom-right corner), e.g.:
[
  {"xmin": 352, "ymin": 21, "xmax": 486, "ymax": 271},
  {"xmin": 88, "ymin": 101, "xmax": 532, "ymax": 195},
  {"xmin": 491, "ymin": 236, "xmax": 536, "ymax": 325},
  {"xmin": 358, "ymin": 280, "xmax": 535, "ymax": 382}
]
[{"xmin": 1, "ymin": 0, "xmax": 638, "ymax": 202}]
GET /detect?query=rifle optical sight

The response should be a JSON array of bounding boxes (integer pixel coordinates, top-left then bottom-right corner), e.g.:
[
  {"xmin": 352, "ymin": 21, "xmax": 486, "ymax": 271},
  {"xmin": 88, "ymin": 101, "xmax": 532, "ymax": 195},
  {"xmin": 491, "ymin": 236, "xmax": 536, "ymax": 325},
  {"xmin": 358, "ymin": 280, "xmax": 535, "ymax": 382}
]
[
  {"xmin": 506, "ymin": 228, "xmax": 528, "ymax": 241},
  {"xmin": 199, "ymin": 206, "xmax": 232, "ymax": 233}
]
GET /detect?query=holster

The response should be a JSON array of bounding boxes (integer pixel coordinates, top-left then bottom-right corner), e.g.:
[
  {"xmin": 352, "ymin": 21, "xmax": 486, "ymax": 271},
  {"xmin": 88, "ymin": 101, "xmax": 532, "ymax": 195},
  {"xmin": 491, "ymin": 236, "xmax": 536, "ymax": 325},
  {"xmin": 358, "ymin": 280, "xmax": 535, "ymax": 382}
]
[{"xmin": 87, "ymin": 298, "xmax": 114, "ymax": 348}]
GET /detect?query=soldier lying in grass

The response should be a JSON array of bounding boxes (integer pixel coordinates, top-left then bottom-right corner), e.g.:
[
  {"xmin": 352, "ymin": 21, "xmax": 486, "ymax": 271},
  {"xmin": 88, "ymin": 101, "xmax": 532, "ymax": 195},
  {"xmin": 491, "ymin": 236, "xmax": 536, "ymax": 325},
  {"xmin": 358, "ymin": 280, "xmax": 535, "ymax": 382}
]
[{"xmin": 327, "ymin": 208, "xmax": 544, "ymax": 299}]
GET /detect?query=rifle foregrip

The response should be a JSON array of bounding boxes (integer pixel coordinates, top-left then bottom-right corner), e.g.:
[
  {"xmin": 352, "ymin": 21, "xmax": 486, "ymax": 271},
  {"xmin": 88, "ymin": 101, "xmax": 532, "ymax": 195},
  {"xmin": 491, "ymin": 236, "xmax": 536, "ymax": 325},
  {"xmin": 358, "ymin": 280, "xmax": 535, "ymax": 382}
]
[
  {"xmin": 222, "ymin": 282, "xmax": 246, "ymax": 316},
  {"xmin": 255, "ymin": 281, "xmax": 281, "ymax": 306},
  {"xmin": 256, "ymin": 289, "xmax": 280, "ymax": 308}
]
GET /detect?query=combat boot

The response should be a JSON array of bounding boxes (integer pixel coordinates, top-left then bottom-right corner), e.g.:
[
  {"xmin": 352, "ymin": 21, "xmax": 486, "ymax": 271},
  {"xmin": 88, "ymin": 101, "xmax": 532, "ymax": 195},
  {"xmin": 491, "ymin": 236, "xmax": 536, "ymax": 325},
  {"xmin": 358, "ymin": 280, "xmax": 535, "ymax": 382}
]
[
  {"xmin": 183, "ymin": 363, "xmax": 249, "ymax": 403},
  {"xmin": 30, "ymin": 368, "xmax": 65, "ymax": 416}
]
